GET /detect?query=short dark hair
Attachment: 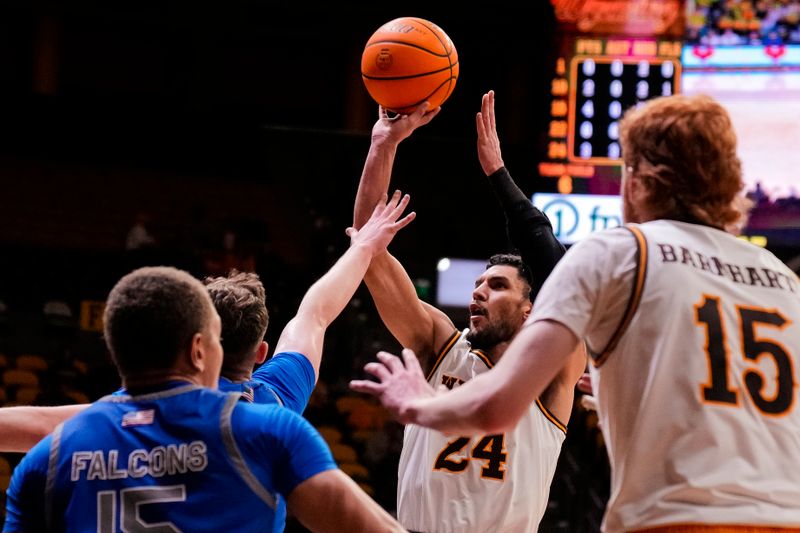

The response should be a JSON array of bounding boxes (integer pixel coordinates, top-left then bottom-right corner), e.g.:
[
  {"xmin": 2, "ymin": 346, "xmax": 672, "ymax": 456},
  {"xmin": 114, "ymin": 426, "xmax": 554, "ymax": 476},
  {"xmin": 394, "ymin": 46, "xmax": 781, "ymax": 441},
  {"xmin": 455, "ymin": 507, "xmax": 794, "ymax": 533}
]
[
  {"xmin": 487, "ymin": 254, "xmax": 533, "ymax": 301},
  {"xmin": 204, "ymin": 271, "xmax": 269, "ymax": 374},
  {"xmin": 104, "ymin": 266, "xmax": 213, "ymax": 378}
]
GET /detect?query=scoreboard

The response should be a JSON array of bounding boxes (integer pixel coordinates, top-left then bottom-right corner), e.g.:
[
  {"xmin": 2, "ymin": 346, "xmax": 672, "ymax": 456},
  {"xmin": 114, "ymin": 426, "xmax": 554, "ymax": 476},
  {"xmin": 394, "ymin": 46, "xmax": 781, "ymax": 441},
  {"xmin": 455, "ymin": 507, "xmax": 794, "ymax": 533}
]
[
  {"xmin": 569, "ymin": 53, "xmax": 680, "ymax": 163},
  {"xmin": 541, "ymin": 1, "xmax": 684, "ymax": 195},
  {"xmin": 541, "ymin": 37, "xmax": 682, "ymax": 194}
]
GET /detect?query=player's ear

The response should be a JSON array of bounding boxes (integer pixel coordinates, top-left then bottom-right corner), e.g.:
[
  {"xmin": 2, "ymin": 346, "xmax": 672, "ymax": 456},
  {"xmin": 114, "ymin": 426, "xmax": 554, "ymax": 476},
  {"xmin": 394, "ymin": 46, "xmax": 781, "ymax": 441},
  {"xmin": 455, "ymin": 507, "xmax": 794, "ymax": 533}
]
[
  {"xmin": 188, "ymin": 332, "xmax": 205, "ymax": 373},
  {"xmin": 255, "ymin": 341, "xmax": 269, "ymax": 364},
  {"xmin": 522, "ymin": 298, "xmax": 533, "ymax": 320}
]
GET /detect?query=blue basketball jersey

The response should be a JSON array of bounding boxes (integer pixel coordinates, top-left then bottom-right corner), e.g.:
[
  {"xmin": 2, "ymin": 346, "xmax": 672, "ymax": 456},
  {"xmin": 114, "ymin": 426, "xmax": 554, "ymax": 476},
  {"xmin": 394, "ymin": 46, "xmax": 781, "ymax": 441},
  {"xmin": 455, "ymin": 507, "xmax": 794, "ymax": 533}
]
[
  {"xmin": 4, "ymin": 384, "xmax": 335, "ymax": 533},
  {"xmin": 218, "ymin": 351, "xmax": 315, "ymax": 414}
]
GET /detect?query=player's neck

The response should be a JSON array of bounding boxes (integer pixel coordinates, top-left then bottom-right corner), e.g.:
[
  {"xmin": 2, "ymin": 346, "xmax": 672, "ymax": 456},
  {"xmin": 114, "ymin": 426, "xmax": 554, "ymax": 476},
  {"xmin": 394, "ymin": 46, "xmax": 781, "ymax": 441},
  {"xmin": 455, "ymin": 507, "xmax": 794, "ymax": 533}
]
[
  {"xmin": 221, "ymin": 368, "xmax": 253, "ymax": 382},
  {"xmin": 484, "ymin": 341, "xmax": 512, "ymax": 364},
  {"xmin": 123, "ymin": 371, "xmax": 205, "ymax": 390}
]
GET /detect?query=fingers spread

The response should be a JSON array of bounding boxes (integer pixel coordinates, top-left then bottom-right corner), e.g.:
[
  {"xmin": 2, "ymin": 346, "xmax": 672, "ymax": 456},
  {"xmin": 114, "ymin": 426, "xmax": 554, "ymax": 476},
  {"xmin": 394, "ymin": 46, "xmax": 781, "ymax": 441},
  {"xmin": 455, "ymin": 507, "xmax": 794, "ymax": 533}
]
[
  {"xmin": 364, "ymin": 361, "xmax": 392, "ymax": 381},
  {"xmin": 377, "ymin": 351, "xmax": 404, "ymax": 373},
  {"xmin": 391, "ymin": 193, "xmax": 411, "ymax": 219},
  {"xmin": 350, "ymin": 380, "xmax": 383, "ymax": 395},
  {"xmin": 401, "ymin": 348, "xmax": 425, "ymax": 377},
  {"xmin": 392, "ymin": 211, "xmax": 416, "ymax": 231}
]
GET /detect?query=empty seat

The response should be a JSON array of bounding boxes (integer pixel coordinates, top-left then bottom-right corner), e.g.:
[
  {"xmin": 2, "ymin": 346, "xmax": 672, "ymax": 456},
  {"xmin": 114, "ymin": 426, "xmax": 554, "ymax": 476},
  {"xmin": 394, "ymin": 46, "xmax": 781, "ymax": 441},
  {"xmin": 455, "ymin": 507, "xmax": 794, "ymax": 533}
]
[
  {"xmin": 316, "ymin": 425, "xmax": 342, "ymax": 446},
  {"xmin": 14, "ymin": 387, "xmax": 41, "ymax": 404},
  {"xmin": 3, "ymin": 369, "xmax": 39, "ymax": 388},
  {"xmin": 329, "ymin": 443, "xmax": 358, "ymax": 464},
  {"xmin": 346, "ymin": 403, "xmax": 390, "ymax": 431},
  {"xmin": 16, "ymin": 354, "xmax": 48, "ymax": 372},
  {"xmin": 335, "ymin": 396, "xmax": 369, "ymax": 414},
  {"xmin": 339, "ymin": 462, "xmax": 369, "ymax": 481},
  {"xmin": 63, "ymin": 389, "xmax": 90, "ymax": 404},
  {"xmin": 349, "ymin": 429, "xmax": 376, "ymax": 443},
  {"xmin": 0, "ymin": 455, "xmax": 11, "ymax": 475},
  {"xmin": 357, "ymin": 482, "xmax": 374, "ymax": 497}
]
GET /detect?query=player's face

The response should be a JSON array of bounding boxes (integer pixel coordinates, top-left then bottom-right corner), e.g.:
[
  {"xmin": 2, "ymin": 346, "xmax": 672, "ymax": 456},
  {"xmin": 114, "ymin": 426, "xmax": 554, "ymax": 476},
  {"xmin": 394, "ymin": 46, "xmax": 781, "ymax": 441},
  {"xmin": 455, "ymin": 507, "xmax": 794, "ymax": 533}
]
[
  {"xmin": 466, "ymin": 265, "xmax": 532, "ymax": 350},
  {"xmin": 199, "ymin": 310, "xmax": 224, "ymax": 389}
]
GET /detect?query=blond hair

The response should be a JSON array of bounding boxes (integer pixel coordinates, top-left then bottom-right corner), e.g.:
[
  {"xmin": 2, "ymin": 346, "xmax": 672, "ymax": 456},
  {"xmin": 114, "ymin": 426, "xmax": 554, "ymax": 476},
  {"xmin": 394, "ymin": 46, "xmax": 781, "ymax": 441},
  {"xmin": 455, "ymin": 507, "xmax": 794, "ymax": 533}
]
[{"xmin": 619, "ymin": 94, "xmax": 748, "ymax": 230}]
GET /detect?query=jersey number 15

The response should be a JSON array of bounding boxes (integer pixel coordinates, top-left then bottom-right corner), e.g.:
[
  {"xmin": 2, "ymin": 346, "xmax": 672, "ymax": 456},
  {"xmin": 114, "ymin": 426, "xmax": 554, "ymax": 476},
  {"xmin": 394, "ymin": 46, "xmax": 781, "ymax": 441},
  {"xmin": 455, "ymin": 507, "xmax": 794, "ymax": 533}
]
[{"xmin": 695, "ymin": 295, "xmax": 795, "ymax": 416}]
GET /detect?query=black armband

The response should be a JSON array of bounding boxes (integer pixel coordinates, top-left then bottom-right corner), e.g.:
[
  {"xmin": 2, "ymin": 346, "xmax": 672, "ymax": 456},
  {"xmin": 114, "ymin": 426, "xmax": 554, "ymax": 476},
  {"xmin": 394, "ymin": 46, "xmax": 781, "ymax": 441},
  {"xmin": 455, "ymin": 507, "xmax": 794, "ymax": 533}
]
[{"xmin": 486, "ymin": 166, "xmax": 566, "ymax": 298}]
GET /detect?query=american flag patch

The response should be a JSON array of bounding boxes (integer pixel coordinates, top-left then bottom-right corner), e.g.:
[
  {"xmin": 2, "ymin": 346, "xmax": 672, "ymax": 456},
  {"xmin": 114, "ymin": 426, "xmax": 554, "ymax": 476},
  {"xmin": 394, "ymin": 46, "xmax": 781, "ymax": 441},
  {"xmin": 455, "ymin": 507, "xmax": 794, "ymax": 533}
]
[
  {"xmin": 241, "ymin": 386, "xmax": 255, "ymax": 404},
  {"xmin": 122, "ymin": 409, "xmax": 155, "ymax": 427}
]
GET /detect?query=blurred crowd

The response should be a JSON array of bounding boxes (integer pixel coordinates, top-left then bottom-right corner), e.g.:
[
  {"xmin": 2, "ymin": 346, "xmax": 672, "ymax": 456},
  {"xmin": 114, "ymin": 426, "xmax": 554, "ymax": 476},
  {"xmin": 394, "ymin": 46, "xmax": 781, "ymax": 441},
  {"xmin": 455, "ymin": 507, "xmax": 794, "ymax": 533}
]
[{"xmin": 687, "ymin": 0, "xmax": 800, "ymax": 45}]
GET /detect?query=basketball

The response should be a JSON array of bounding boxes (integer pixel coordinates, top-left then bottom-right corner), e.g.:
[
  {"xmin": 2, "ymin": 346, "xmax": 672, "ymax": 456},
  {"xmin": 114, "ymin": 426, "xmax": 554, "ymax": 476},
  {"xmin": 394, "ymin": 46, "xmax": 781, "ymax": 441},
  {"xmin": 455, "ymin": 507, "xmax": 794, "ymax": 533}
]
[{"xmin": 361, "ymin": 17, "xmax": 459, "ymax": 114}]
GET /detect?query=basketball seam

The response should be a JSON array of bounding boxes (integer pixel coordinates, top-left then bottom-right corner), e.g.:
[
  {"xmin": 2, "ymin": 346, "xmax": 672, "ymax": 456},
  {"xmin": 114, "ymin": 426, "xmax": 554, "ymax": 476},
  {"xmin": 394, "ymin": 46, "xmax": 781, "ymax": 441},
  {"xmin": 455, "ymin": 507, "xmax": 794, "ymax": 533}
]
[
  {"xmin": 364, "ymin": 40, "xmax": 449, "ymax": 58},
  {"xmin": 362, "ymin": 61, "xmax": 460, "ymax": 81},
  {"xmin": 413, "ymin": 19, "xmax": 456, "ymax": 102},
  {"xmin": 412, "ymin": 19, "xmax": 453, "ymax": 55}
]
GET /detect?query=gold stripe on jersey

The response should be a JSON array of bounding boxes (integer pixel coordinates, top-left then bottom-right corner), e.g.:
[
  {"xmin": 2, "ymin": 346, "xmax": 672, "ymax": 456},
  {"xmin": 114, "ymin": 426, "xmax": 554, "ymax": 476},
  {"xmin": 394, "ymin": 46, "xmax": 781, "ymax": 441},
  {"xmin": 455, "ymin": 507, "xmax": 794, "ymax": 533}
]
[
  {"xmin": 634, "ymin": 524, "xmax": 800, "ymax": 532},
  {"xmin": 471, "ymin": 349, "xmax": 493, "ymax": 369},
  {"xmin": 592, "ymin": 224, "xmax": 649, "ymax": 367},
  {"xmin": 535, "ymin": 398, "xmax": 567, "ymax": 434},
  {"xmin": 426, "ymin": 330, "xmax": 461, "ymax": 382}
]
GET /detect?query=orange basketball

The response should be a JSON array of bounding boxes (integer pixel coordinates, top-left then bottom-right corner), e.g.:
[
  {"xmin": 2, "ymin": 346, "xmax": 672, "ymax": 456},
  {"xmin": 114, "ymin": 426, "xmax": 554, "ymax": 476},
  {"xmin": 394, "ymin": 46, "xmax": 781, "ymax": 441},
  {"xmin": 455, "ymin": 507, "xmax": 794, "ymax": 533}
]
[{"xmin": 361, "ymin": 17, "xmax": 459, "ymax": 114}]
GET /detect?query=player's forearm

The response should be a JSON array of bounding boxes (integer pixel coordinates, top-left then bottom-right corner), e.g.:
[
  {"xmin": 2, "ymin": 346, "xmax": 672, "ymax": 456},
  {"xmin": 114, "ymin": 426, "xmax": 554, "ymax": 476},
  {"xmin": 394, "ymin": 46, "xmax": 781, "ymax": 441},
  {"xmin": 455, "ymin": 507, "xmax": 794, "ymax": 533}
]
[
  {"xmin": 354, "ymin": 139, "xmax": 399, "ymax": 228},
  {"xmin": 486, "ymin": 166, "xmax": 530, "ymax": 211},
  {"xmin": 487, "ymin": 167, "xmax": 565, "ymax": 292},
  {"xmin": 0, "ymin": 405, "xmax": 89, "ymax": 452},
  {"xmin": 406, "ymin": 370, "xmax": 515, "ymax": 435}
]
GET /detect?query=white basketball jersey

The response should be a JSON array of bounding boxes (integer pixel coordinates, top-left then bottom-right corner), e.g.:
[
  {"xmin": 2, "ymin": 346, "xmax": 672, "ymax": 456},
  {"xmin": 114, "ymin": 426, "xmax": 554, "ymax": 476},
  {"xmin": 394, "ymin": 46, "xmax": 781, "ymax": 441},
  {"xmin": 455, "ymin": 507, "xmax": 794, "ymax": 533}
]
[
  {"xmin": 397, "ymin": 329, "xmax": 566, "ymax": 533},
  {"xmin": 588, "ymin": 221, "xmax": 800, "ymax": 531}
]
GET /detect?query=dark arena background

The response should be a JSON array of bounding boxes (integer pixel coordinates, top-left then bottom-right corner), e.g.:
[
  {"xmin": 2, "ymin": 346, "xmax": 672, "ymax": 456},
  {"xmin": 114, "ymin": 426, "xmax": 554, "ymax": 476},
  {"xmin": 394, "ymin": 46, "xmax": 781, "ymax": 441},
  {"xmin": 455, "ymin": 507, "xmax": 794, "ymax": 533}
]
[{"xmin": 0, "ymin": 2, "xmax": 798, "ymax": 531}]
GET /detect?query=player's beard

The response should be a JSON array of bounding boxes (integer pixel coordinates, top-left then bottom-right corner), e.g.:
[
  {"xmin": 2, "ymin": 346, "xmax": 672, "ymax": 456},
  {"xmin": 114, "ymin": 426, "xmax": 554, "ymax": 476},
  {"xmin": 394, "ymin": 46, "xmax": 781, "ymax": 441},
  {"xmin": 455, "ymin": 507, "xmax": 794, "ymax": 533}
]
[{"xmin": 466, "ymin": 314, "xmax": 518, "ymax": 351}]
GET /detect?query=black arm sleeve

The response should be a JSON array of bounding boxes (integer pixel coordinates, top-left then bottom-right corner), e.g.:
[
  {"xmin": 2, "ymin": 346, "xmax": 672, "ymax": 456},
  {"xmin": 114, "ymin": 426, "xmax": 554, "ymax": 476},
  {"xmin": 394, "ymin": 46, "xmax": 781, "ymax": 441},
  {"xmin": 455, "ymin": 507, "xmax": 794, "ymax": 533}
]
[{"xmin": 486, "ymin": 166, "xmax": 566, "ymax": 298}]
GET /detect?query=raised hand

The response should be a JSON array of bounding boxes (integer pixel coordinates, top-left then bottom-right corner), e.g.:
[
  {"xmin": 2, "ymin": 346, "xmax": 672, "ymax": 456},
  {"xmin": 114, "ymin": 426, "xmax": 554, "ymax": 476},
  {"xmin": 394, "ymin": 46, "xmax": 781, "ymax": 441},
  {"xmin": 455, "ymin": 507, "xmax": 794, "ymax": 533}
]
[
  {"xmin": 476, "ymin": 90, "xmax": 504, "ymax": 176},
  {"xmin": 349, "ymin": 348, "xmax": 434, "ymax": 424},
  {"xmin": 371, "ymin": 102, "xmax": 441, "ymax": 146},
  {"xmin": 346, "ymin": 190, "xmax": 415, "ymax": 256}
]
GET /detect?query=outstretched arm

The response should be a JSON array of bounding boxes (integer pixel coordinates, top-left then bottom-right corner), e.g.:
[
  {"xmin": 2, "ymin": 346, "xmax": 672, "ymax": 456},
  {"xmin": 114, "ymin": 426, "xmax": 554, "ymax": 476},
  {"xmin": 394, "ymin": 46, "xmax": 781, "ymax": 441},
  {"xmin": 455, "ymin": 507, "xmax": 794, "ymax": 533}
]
[
  {"xmin": 288, "ymin": 469, "xmax": 404, "ymax": 533},
  {"xmin": 274, "ymin": 191, "xmax": 415, "ymax": 380},
  {"xmin": 353, "ymin": 104, "xmax": 439, "ymax": 229},
  {"xmin": 477, "ymin": 90, "xmax": 565, "ymax": 296},
  {"xmin": 0, "ymin": 404, "xmax": 88, "ymax": 452},
  {"xmin": 354, "ymin": 105, "xmax": 456, "ymax": 369}
]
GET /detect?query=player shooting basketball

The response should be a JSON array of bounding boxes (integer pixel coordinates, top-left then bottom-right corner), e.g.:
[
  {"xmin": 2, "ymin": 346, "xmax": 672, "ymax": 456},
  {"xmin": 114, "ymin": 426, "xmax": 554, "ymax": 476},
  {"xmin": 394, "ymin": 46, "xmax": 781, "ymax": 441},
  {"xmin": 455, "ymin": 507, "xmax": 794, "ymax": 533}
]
[{"xmin": 350, "ymin": 91, "xmax": 586, "ymax": 532}]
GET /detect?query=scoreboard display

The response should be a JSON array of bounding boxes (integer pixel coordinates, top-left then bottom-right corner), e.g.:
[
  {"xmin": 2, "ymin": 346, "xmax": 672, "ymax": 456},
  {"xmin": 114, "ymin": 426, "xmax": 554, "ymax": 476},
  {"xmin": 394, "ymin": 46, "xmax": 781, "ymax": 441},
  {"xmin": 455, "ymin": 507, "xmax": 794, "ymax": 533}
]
[
  {"xmin": 541, "ymin": 1, "xmax": 684, "ymax": 195},
  {"xmin": 569, "ymin": 54, "xmax": 680, "ymax": 163},
  {"xmin": 540, "ymin": 37, "xmax": 682, "ymax": 194}
]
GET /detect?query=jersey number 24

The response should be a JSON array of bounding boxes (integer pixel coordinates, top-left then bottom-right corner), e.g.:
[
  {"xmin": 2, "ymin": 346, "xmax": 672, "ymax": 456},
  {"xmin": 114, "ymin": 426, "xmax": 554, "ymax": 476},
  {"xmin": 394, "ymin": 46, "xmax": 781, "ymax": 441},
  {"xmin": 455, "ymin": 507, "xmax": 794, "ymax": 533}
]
[{"xmin": 434, "ymin": 435, "xmax": 507, "ymax": 481}]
